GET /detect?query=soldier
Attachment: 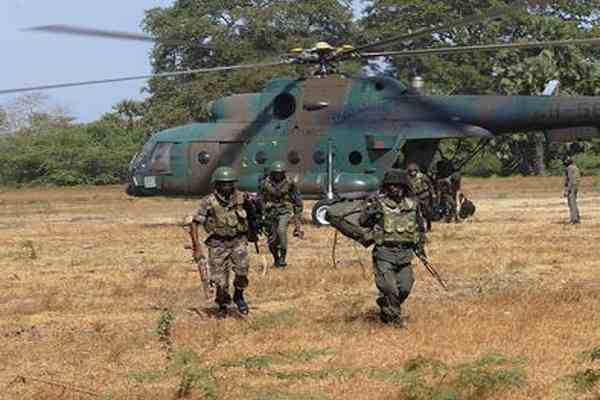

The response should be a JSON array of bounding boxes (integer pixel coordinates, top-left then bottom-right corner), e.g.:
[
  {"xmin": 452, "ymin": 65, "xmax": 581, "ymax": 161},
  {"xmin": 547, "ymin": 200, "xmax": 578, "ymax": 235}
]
[
  {"xmin": 435, "ymin": 160, "xmax": 461, "ymax": 223},
  {"xmin": 189, "ymin": 166, "xmax": 251, "ymax": 319},
  {"xmin": 407, "ymin": 161, "xmax": 436, "ymax": 231},
  {"xmin": 563, "ymin": 156, "xmax": 581, "ymax": 224},
  {"xmin": 359, "ymin": 169, "xmax": 426, "ymax": 326},
  {"xmin": 259, "ymin": 161, "xmax": 303, "ymax": 268}
]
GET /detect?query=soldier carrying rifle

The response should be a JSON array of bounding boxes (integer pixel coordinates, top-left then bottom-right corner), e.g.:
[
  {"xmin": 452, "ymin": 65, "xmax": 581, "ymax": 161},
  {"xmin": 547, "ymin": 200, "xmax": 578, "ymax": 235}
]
[{"xmin": 186, "ymin": 167, "xmax": 252, "ymax": 319}]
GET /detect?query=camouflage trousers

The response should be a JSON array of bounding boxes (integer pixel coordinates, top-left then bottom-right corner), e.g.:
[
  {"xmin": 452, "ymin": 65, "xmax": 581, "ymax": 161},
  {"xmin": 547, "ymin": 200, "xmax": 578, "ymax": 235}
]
[
  {"xmin": 372, "ymin": 246, "xmax": 415, "ymax": 322},
  {"xmin": 207, "ymin": 238, "xmax": 249, "ymax": 305},
  {"xmin": 440, "ymin": 193, "xmax": 458, "ymax": 223},
  {"xmin": 568, "ymin": 189, "xmax": 580, "ymax": 223},
  {"xmin": 266, "ymin": 212, "xmax": 291, "ymax": 252}
]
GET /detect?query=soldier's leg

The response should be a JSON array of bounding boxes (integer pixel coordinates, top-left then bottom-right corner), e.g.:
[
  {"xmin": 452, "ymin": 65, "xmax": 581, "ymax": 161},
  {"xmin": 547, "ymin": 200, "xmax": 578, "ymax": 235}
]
[
  {"xmin": 267, "ymin": 219, "xmax": 279, "ymax": 266},
  {"xmin": 276, "ymin": 214, "xmax": 291, "ymax": 266},
  {"xmin": 231, "ymin": 240, "xmax": 250, "ymax": 314},
  {"xmin": 568, "ymin": 190, "xmax": 580, "ymax": 223},
  {"xmin": 395, "ymin": 263, "xmax": 415, "ymax": 307},
  {"xmin": 442, "ymin": 195, "xmax": 453, "ymax": 223},
  {"xmin": 208, "ymin": 246, "xmax": 231, "ymax": 318},
  {"xmin": 373, "ymin": 254, "xmax": 402, "ymax": 323}
]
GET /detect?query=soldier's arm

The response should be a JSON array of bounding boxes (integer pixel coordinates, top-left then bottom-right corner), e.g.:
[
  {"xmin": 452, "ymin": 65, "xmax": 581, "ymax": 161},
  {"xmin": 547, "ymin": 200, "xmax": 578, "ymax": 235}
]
[
  {"xmin": 191, "ymin": 199, "xmax": 211, "ymax": 259},
  {"xmin": 566, "ymin": 167, "xmax": 576, "ymax": 193}
]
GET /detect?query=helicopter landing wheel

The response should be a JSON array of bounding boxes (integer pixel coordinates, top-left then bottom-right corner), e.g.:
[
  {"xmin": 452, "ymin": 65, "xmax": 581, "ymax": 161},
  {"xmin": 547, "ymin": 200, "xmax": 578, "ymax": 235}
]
[{"xmin": 312, "ymin": 199, "xmax": 335, "ymax": 226}]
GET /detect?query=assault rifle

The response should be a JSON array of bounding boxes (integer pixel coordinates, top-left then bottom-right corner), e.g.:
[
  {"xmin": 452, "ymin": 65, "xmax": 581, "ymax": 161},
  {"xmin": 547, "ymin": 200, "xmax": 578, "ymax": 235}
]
[
  {"xmin": 243, "ymin": 195, "xmax": 265, "ymax": 254},
  {"xmin": 413, "ymin": 245, "xmax": 449, "ymax": 291},
  {"xmin": 183, "ymin": 223, "xmax": 214, "ymax": 301}
]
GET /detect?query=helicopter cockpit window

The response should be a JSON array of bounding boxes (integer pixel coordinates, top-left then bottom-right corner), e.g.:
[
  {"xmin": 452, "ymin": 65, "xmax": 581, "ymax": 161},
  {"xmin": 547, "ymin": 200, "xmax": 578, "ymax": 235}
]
[
  {"xmin": 149, "ymin": 142, "xmax": 173, "ymax": 174},
  {"xmin": 197, "ymin": 151, "xmax": 211, "ymax": 165},
  {"xmin": 313, "ymin": 150, "xmax": 326, "ymax": 165},
  {"xmin": 349, "ymin": 151, "xmax": 363, "ymax": 165},
  {"xmin": 273, "ymin": 93, "xmax": 296, "ymax": 120},
  {"xmin": 255, "ymin": 150, "xmax": 268, "ymax": 165},
  {"xmin": 288, "ymin": 150, "xmax": 301, "ymax": 165}
]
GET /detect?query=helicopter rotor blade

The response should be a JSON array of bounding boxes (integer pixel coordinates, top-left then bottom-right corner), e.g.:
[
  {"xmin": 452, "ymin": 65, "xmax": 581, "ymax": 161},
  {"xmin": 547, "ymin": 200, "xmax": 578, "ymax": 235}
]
[
  {"xmin": 25, "ymin": 25, "xmax": 207, "ymax": 47},
  {"xmin": 360, "ymin": 37, "xmax": 600, "ymax": 58},
  {"xmin": 348, "ymin": 2, "xmax": 523, "ymax": 55},
  {"xmin": 0, "ymin": 61, "xmax": 291, "ymax": 95}
]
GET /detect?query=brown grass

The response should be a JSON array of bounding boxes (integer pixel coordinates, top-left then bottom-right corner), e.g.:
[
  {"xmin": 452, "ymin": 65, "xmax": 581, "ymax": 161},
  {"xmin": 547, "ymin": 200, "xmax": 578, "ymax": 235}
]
[{"xmin": 1, "ymin": 176, "xmax": 600, "ymax": 399}]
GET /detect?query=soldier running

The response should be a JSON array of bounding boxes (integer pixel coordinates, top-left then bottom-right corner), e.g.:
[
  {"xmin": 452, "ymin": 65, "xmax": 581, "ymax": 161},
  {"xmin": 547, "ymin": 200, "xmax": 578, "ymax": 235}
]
[
  {"xmin": 188, "ymin": 167, "xmax": 251, "ymax": 319},
  {"xmin": 359, "ymin": 169, "xmax": 426, "ymax": 326},
  {"xmin": 407, "ymin": 161, "xmax": 436, "ymax": 231},
  {"xmin": 258, "ymin": 161, "xmax": 303, "ymax": 268},
  {"xmin": 563, "ymin": 156, "xmax": 581, "ymax": 224}
]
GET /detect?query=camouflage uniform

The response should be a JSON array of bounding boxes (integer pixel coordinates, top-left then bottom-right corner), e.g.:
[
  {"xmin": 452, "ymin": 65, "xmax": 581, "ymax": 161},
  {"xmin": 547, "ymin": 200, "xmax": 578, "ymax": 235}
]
[
  {"xmin": 408, "ymin": 170, "xmax": 435, "ymax": 230},
  {"xmin": 564, "ymin": 159, "xmax": 581, "ymax": 224},
  {"xmin": 192, "ymin": 190, "xmax": 250, "ymax": 312},
  {"xmin": 436, "ymin": 171, "xmax": 461, "ymax": 223},
  {"xmin": 259, "ymin": 163, "xmax": 303, "ymax": 267},
  {"xmin": 359, "ymin": 170, "xmax": 426, "ymax": 325}
]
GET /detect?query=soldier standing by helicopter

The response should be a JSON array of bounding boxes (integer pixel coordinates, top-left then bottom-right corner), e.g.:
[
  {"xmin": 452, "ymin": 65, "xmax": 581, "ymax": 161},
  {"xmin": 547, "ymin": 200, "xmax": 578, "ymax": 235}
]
[
  {"xmin": 407, "ymin": 162, "xmax": 436, "ymax": 231},
  {"xmin": 563, "ymin": 156, "xmax": 581, "ymax": 224},
  {"xmin": 359, "ymin": 169, "xmax": 426, "ymax": 326},
  {"xmin": 435, "ymin": 160, "xmax": 462, "ymax": 223},
  {"xmin": 259, "ymin": 161, "xmax": 304, "ymax": 268},
  {"xmin": 188, "ymin": 167, "xmax": 251, "ymax": 319}
]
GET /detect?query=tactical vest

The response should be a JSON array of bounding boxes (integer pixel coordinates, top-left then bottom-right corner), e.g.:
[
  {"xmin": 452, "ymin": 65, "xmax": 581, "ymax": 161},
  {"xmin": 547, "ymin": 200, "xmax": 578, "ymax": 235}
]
[
  {"xmin": 203, "ymin": 192, "xmax": 248, "ymax": 237},
  {"xmin": 375, "ymin": 197, "xmax": 420, "ymax": 245},
  {"xmin": 261, "ymin": 177, "xmax": 294, "ymax": 212}
]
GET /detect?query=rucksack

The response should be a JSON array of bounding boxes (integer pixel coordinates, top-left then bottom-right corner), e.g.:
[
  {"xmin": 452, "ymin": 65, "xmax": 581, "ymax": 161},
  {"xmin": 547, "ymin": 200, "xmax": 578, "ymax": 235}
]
[
  {"xmin": 325, "ymin": 200, "xmax": 374, "ymax": 248},
  {"xmin": 459, "ymin": 197, "xmax": 476, "ymax": 219}
]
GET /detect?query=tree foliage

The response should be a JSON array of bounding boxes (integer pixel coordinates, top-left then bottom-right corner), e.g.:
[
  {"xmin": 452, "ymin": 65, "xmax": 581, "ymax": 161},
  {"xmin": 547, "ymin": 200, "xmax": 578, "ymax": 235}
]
[
  {"xmin": 0, "ymin": 98, "xmax": 146, "ymax": 186},
  {"xmin": 141, "ymin": 0, "xmax": 357, "ymax": 129}
]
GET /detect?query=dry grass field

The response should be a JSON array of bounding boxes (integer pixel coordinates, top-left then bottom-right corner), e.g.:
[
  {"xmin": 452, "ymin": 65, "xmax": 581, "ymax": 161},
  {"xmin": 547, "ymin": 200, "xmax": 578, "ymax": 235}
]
[{"xmin": 1, "ymin": 176, "xmax": 600, "ymax": 400}]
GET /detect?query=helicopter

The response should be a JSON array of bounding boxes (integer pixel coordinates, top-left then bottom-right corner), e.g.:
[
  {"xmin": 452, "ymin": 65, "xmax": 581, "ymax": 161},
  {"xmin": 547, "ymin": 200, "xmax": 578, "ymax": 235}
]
[{"xmin": 2, "ymin": 4, "xmax": 600, "ymax": 225}]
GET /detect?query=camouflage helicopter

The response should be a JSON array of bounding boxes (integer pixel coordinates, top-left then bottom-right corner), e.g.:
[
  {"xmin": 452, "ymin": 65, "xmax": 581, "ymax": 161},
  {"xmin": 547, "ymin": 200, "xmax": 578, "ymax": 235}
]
[{"xmin": 3, "ymin": 4, "xmax": 600, "ymax": 225}]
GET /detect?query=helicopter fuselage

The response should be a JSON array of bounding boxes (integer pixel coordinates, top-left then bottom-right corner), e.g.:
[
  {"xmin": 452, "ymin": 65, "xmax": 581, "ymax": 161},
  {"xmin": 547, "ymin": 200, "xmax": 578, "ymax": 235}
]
[{"xmin": 127, "ymin": 75, "xmax": 600, "ymax": 197}]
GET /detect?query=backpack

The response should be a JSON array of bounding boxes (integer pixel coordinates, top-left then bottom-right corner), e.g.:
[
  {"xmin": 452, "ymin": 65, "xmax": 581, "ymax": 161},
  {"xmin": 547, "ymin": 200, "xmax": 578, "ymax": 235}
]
[
  {"xmin": 325, "ymin": 200, "xmax": 374, "ymax": 248},
  {"xmin": 459, "ymin": 197, "xmax": 476, "ymax": 219}
]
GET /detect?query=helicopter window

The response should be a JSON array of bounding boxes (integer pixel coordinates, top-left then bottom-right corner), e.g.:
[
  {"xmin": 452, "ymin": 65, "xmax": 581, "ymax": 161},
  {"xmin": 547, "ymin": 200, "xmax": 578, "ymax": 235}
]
[
  {"xmin": 255, "ymin": 150, "xmax": 268, "ymax": 165},
  {"xmin": 349, "ymin": 151, "xmax": 363, "ymax": 165},
  {"xmin": 273, "ymin": 93, "xmax": 296, "ymax": 120},
  {"xmin": 313, "ymin": 150, "xmax": 326, "ymax": 165},
  {"xmin": 288, "ymin": 150, "xmax": 301, "ymax": 165},
  {"xmin": 149, "ymin": 142, "xmax": 172, "ymax": 174},
  {"xmin": 197, "ymin": 151, "xmax": 211, "ymax": 165}
]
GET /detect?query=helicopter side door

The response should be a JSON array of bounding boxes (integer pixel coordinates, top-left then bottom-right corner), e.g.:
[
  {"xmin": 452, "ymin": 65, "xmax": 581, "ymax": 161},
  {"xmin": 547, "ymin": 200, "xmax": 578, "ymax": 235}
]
[
  {"xmin": 188, "ymin": 141, "xmax": 245, "ymax": 195},
  {"xmin": 288, "ymin": 77, "xmax": 351, "ymax": 195}
]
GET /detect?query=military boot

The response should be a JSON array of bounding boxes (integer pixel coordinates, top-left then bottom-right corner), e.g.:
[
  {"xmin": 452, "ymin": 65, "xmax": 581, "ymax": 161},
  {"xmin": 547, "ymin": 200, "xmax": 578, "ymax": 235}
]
[
  {"xmin": 216, "ymin": 304, "xmax": 228, "ymax": 320},
  {"xmin": 233, "ymin": 289, "xmax": 249, "ymax": 315},
  {"xmin": 279, "ymin": 249, "xmax": 287, "ymax": 267},
  {"xmin": 215, "ymin": 287, "xmax": 231, "ymax": 319}
]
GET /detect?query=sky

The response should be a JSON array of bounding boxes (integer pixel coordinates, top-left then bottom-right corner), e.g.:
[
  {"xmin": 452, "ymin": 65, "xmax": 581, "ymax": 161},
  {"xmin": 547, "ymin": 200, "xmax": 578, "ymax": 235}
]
[
  {"xmin": 0, "ymin": 0, "xmax": 365, "ymax": 123},
  {"xmin": 0, "ymin": 0, "xmax": 172, "ymax": 122}
]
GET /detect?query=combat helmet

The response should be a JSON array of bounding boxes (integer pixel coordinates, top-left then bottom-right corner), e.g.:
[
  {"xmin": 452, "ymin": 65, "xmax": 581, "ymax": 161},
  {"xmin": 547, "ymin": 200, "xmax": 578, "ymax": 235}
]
[
  {"xmin": 212, "ymin": 166, "xmax": 238, "ymax": 182},
  {"xmin": 270, "ymin": 160, "xmax": 287, "ymax": 173},
  {"xmin": 382, "ymin": 169, "xmax": 411, "ymax": 186}
]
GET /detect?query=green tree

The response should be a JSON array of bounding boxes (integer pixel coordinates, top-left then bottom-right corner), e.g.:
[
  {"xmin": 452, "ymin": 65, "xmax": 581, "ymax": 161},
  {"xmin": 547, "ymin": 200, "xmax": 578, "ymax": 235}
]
[{"xmin": 141, "ymin": 0, "xmax": 357, "ymax": 130}]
